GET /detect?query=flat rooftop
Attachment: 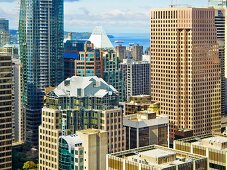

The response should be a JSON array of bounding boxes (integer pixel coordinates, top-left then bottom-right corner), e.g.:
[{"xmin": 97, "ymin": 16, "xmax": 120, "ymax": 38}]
[
  {"xmin": 202, "ymin": 136, "xmax": 227, "ymax": 143},
  {"xmin": 193, "ymin": 136, "xmax": 227, "ymax": 150},
  {"xmin": 77, "ymin": 128, "xmax": 106, "ymax": 135},
  {"xmin": 176, "ymin": 134, "xmax": 227, "ymax": 150},
  {"xmin": 109, "ymin": 145, "xmax": 206, "ymax": 169},
  {"xmin": 139, "ymin": 148, "xmax": 175, "ymax": 158}
]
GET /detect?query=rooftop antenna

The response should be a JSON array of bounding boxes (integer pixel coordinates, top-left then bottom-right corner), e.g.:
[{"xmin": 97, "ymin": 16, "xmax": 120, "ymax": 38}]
[
  {"xmin": 170, "ymin": 0, "xmax": 190, "ymax": 7},
  {"xmin": 170, "ymin": 0, "xmax": 178, "ymax": 7},
  {"xmin": 208, "ymin": 0, "xmax": 226, "ymax": 7}
]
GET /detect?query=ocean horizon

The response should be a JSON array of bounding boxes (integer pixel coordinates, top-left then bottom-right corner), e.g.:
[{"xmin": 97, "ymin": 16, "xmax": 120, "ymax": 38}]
[{"xmin": 109, "ymin": 33, "xmax": 150, "ymax": 50}]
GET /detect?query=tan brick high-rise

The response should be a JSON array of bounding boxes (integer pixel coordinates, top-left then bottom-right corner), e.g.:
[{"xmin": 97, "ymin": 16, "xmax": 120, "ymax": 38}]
[{"xmin": 151, "ymin": 8, "xmax": 221, "ymax": 140}]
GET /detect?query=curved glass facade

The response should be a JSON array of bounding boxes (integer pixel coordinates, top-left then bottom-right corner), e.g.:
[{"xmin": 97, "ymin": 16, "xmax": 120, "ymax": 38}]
[{"xmin": 59, "ymin": 138, "xmax": 71, "ymax": 170}]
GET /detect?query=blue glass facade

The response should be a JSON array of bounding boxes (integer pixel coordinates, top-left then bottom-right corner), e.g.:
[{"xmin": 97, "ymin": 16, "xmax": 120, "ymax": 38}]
[
  {"xmin": 19, "ymin": 0, "xmax": 64, "ymax": 145},
  {"xmin": 64, "ymin": 40, "xmax": 87, "ymax": 79}
]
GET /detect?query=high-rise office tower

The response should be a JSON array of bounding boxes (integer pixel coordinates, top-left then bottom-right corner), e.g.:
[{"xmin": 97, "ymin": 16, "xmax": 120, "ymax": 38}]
[
  {"xmin": 19, "ymin": 0, "xmax": 64, "ymax": 145},
  {"xmin": 208, "ymin": 0, "xmax": 227, "ymax": 115},
  {"xmin": 0, "ymin": 19, "xmax": 10, "ymax": 47},
  {"xmin": 0, "ymin": 52, "xmax": 12, "ymax": 170},
  {"xmin": 151, "ymin": 8, "xmax": 221, "ymax": 140},
  {"xmin": 121, "ymin": 59, "xmax": 150, "ymax": 101}
]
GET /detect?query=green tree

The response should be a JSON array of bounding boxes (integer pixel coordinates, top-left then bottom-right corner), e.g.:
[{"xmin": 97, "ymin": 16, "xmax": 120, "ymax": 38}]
[{"xmin": 22, "ymin": 161, "xmax": 37, "ymax": 170}]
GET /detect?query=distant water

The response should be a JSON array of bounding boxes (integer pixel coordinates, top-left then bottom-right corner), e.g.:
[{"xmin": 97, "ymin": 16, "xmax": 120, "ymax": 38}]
[{"xmin": 109, "ymin": 33, "xmax": 150, "ymax": 50}]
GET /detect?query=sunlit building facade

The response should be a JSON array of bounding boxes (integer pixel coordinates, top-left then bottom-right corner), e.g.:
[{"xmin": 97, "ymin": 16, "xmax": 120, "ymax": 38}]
[
  {"xmin": 151, "ymin": 8, "xmax": 221, "ymax": 140},
  {"xmin": 107, "ymin": 145, "xmax": 208, "ymax": 170},
  {"xmin": 39, "ymin": 76, "xmax": 125, "ymax": 169}
]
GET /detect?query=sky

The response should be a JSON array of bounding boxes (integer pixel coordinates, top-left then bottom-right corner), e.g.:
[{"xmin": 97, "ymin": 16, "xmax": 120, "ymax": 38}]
[{"xmin": 0, "ymin": 0, "xmax": 208, "ymax": 33}]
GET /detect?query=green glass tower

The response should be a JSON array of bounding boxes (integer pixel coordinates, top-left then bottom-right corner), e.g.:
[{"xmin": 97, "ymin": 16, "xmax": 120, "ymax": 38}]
[{"xmin": 19, "ymin": 0, "xmax": 64, "ymax": 145}]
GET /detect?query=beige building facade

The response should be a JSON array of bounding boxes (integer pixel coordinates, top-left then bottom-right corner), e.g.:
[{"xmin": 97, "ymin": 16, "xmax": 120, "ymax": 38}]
[
  {"xmin": 101, "ymin": 109, "xmax": 126, "ymax": 153},
  {"xmin": 151, "ymin": 8, "xmax": 221, "ymax": 140},
  {"xmin": 77, "ymin": 129, "xmax": 108, "ymax": 170},
  {"xmin": 39, "ymin": 108, "xmax": 61, "ymax": 170}
]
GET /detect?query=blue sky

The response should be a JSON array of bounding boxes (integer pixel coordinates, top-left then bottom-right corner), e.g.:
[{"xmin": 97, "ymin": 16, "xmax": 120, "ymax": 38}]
[{"xmin": 0, "ymin": 0, "xmax": 208, "ymax": 33}]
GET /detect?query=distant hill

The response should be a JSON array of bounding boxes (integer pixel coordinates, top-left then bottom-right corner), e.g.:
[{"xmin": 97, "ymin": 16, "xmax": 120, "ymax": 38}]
[
  {"xmin": 64, "ymin": 31, "xmax": 114, "ymax": 40},
  {"xmin": 9, "ymin": 30, "xmax": 114, "ymax": 39}
]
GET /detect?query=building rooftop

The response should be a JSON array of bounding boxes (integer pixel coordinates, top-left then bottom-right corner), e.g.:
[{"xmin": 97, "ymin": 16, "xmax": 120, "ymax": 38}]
[
  {"xmin": 175, "ymin": 134, "xmax": 227, "ymax": 150},
  {"xmin": 3, "ymin": 44, "xmax": 18, "ymax": 48},
  {"xmin": 124, "ymin": 111, "xmax": 156, "ymax": 122},
  {"xmin": 139, "ymin": 148, "xmax": 175, "ymax": 159},
  {"xmin": 202, "ymin": 136, "xmax": 227, "ymax": 143},
  {"xmin": 193, "ymin": 136, "xmax": 227, "ymax": 150},
  {"xmin": 77, "ymin": 128, "xmax": 106, "ymax": 135},
  {"xmin": 109, "ymin": 145, "xmax": 206, "ymax": 169},
  {"xmin": 51, "ymin": 76, "xmax": 117, "ymax": 98},
  {"xmin": 122, "ymin": 58, "xmax": 150, "ymax": 65},
  {"xmin": 123, "ymin": 113, "xmax": 168, "ymax": 128},
  {"xmin": 89, "ymin": 26, "xmax": 114, "ymax": 49}
]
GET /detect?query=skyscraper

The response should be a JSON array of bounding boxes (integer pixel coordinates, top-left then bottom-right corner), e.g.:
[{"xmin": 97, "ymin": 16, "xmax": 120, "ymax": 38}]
[
  {"xmin": 121, "ymin": 59, "xmax": 151, "ymax": 101},
  {"xmin": 19, "ymin": 0, "xmax": 64, "ymax": 145},
  {"xmin": 0, "ymin": 52, "xmax": 12, "ymax": 170},
  {"xmin": 151, "ymin": 8, "xmax": 221, "ymax": 140},
  {"xmin": 0, "ymin": 19, "xmax": 10, "ymax": 47},
  {"xmin": 208, "ymin": 1, "xmax": 227, "ymax": 115}
]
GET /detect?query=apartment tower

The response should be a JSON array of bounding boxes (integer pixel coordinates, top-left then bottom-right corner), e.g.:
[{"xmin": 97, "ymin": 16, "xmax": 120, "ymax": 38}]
[
  {"xmin": 121, "ymin": 59, "xmax": 151, "ymax": 101},
  {"xmin": 151, "ymin": 8, "xmax": 221, "ymax": 140},
  {"xmin": 0, "ymin": 52, "xmax": 12, "ymax": 169},
  {"xmin": 19, "ymin": 0, "xmax": 64, "ymax": 145}
]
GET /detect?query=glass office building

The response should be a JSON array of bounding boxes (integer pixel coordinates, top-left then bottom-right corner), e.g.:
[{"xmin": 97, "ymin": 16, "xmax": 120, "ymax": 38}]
[
  {"xmin": 209, "ymin": 0, "xmax": 227, "ymax": 7},
  {"xmin": 19, "ymin": 0, "xmax": 64, "ymax": 145}
]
